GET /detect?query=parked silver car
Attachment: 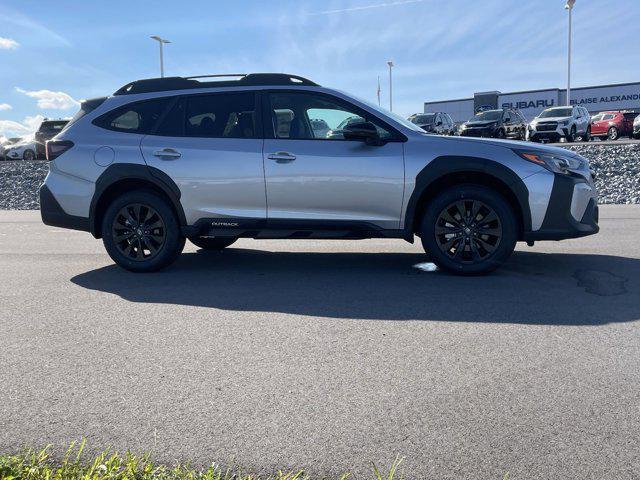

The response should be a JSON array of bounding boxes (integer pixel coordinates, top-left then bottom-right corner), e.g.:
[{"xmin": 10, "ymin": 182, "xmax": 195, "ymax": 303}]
[
  {"xmin": 40, "ymin": 73, "xmax": 599, "ymax": 274},
  {"xmin": 528, "ymin": 105, "xmax": 591, "ymax": 143}
]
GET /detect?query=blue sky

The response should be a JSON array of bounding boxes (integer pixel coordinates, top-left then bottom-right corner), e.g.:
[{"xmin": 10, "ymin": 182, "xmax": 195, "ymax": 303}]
[{"xmin": 0, "ymin": 0, "xmax": 638, "ymax": 139}]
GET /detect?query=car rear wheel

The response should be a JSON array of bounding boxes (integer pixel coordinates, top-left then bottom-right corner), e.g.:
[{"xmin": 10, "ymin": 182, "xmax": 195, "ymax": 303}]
[
  {"xmin": 420, "ymin": 185, "xmax": 517, "ymax": 275},
  {"xmin": 23, "ymin": 149, "xmax": 35, "ymax": 161},
  {"xmin": 189, "ymin": 237, "xmax": 237, "ymax": 250},
  {"xmin": 608, "ymin": 127, "xmax": 619, "ymax": 141},
  {"xmin": 102, "ymin": 190, "xmax": 185, "ymax": 272}
]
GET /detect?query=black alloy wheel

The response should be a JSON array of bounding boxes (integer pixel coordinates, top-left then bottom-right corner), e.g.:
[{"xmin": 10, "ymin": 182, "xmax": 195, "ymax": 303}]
[
  {"xmin": 434, "ymin": 199, "xmax": 502, "ymax": 264},
  {"xmin": 112, "ymin": 203, "xmax": 166, "ymax": 261},
  {"xmin": 420, "ymin": 185, "xmax": 517, "ymax": 275},
  {"xmin": 102, "ymin": 190, "xmax": 185, "ymax": 272}
]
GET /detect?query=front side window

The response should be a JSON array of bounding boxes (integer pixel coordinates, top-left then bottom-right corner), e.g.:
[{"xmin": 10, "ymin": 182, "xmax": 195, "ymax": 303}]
[
  {"xmin": 268, "ymin": 92, "xmax": 394, "ymax": 141},
  {"xmin": 94, "ymin": 97, "xmax": 173, "ymax": 134}
]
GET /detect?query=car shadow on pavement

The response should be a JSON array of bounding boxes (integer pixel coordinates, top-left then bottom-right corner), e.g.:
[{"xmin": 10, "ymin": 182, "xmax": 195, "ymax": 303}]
[{"xmin": 71, "ymin": 249, "xmax": 640, "ymax": 325}]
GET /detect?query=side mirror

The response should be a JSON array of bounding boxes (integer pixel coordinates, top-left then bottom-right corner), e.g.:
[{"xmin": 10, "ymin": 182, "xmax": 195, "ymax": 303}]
[{"xmin": 342, "ymin": 121, "xmax": 382, "ymax": 145}]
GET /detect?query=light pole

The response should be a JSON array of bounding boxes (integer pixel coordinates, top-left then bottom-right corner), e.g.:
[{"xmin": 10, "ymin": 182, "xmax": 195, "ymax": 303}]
[
  {"xmin": 565, "ymin": 0, "xmax": 576, "ymax": 106},
  {"xmin": 387, "ymin": 61, "xmax": 394, "ymax": 112},
  {"xmin": 150, "ymin": 35, "xmax": 171, "ymax": 78}
]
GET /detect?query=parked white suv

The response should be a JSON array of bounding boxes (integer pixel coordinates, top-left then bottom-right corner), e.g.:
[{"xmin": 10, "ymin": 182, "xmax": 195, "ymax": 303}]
[
  {"xmin": 529, "ymin": 106, "xmax": 591, "ymax": 143},
  {"xmin": 40, "ymin": 73, "xmax": 599, "ymax": 274}
]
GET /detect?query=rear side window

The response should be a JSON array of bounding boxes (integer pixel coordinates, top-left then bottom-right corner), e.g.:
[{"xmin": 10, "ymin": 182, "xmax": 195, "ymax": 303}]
[
  {"xmin": 93, "ymin": 97, "xmax": 173, "ymax": 134},
  {"xmin": 184, "ymin": 93, "xmax": 257, "ymax": 138}
]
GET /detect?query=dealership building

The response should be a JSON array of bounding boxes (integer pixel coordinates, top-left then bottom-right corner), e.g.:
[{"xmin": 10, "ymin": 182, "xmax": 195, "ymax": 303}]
[{"xmin": 424, "ymin": 81, "xmax": 640, "ymax": 123}]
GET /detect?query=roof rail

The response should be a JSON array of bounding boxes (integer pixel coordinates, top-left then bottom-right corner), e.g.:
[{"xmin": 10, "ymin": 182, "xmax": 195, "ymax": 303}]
[{"xmin": 113, "ymin": 73, "xmax": 319, "ymax": 95}]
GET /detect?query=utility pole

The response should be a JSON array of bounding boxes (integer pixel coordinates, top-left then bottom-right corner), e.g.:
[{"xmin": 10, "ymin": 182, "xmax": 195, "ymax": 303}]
[
  {"xmin": 565, "ymin": 0, "xmax": 576, "ymax": 105},
  {"xmin": 150, "ymin": 36, "xmax": 171, "ymax": 78},
  {"xmin": 387, "ymin": 61, "xmax": 394, "ymax": 111}
]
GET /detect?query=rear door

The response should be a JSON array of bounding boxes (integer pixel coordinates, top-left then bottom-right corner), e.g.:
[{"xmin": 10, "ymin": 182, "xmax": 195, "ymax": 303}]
[
  {"xmin": 140, "ymin": 91, "xmax": 266, "ymax": 225},
  {"xmin": 262, "ymin": 90, "xmax": 405, "ymax": 229}
]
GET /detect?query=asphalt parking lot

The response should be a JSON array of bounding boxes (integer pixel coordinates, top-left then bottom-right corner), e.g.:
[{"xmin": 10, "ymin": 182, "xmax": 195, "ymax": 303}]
[{"xmin": 1, "ymin": 207, "xmax": 639, "ymax": 479}]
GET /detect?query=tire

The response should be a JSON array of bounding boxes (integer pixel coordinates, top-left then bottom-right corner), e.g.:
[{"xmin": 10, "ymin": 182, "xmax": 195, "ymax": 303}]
[
  {"xmin": 583, "ymin": 127, "xmax": 591, "ymax": 142},
  {"xmin": 420, "ymin": 185, "xmax": 517, "ymax": 275},
  {"xmin": 23, "ymin": 149, "xmax": 35, "ymax": 161},
  {"xmin": 495, "ymin": 129, "xmax": 506, "ymax": 139},
  {"xmin": 607, "ymin": 127, "xmax": 619, "ymax": 141},
  {"xmin": 189, "ymin": 236, "xmax": 236, "ymax": 250},
  {"xmin": 566, "ymin": 126, "xmax": 576, "ymax": 143},
  {"xmin": 102, "ymin": 190, "xmax": 185, "ymax": 272}
]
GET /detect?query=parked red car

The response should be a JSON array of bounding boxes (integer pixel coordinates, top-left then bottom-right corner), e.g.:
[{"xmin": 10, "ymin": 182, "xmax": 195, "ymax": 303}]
[{"xmin": 590, "ymin": 111, "xmax": 637, "ymax": 141}]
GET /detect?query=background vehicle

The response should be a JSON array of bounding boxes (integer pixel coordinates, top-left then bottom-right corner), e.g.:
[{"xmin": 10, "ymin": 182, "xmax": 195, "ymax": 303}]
[
  {"xmin": 34, "ymin": 119, "xmax": 69, "ymax": 159},
  {"xmin": 459, "ymin": 108, "xmax": 526, "ymax": 140},
  {"xmin": 1, "ymin": 137, "xmax": 23, "ymax": 160},
  {"xmin": 408, "ymin": 112, "xmax": 455, "ymax": 135},
  {"xmin": 590, "ymin": 111, "xmax": 637, "ymax": 140},
  {"xmin": 529, "ymin": 106, "xmax": 590, "ymax": 143},
  {"xmin": 40, "ymin": 73, "xmax": 599, "ymax": 275},
  {"xmin": 634, "ymin": 114, "xmax": 640, "ymax": 139},
  {"xmin": 4, "ymin": 138, "xmax": 37, "ymax": 160}
]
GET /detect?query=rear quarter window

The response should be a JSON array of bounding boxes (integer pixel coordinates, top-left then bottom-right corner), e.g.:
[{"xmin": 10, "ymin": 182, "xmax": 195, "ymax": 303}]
[{"xmin": 93, "ymin": 97, "xmax": 174, "ymax": 134}]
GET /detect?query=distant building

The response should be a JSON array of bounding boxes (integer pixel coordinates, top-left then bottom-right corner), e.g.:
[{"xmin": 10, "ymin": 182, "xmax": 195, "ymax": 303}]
[{"xmin": 424, "ymin": 81, "xmax": 640, "ymax": 122}]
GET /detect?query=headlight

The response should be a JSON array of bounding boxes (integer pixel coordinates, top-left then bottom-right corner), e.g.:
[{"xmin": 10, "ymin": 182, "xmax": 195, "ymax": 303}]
[
  {"xmin": 558, "ymin": 119, "xmax": 569, "ymax": 126},
  {"xmin": 460, "ymin": 124, "xmax": 467, "ymax": 130},
  {"xmin": 513, "ymin": 150, "xmax": 585, "ymax": 175}
]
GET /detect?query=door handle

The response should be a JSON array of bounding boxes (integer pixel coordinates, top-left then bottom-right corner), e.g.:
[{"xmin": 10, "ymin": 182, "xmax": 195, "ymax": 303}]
[
  {"xmin": 153, "ymin": 148, "xmax": 181, "ymax": 159},
  {"xmin": 267, "ymin": 151, "xmax": 296, "ymax": 163}
]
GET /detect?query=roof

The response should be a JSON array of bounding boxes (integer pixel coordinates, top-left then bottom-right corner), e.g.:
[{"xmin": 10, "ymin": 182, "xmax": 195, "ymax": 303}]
[{"xmin": 114, "ymin": 73, "xmax": 319, "ymax": 95}]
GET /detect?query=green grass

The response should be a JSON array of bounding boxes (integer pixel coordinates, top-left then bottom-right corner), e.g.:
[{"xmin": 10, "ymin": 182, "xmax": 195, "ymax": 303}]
[{"xmin": 0, "ymin": 440, "xmax": 405, "ymax": 480}]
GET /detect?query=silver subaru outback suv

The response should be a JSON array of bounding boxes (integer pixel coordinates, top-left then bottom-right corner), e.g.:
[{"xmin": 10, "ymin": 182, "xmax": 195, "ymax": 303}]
[{"xmin": 40, "ymin": 73, "xmax": 599, "ymax": 274}]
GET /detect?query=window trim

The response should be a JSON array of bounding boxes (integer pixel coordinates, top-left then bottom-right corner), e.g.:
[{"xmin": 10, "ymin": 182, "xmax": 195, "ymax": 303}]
[{"xmin": 261, "ymin": 90, "xmax": 407, "ymax": 142}]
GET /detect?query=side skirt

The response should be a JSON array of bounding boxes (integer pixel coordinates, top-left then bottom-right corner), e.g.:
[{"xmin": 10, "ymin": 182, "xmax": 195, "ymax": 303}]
[{"xmin": 183, "ymin": 218, "xmax": 410, "ymax": 241}]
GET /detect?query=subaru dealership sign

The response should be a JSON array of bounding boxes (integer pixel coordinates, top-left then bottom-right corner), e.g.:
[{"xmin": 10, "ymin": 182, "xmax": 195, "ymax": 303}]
[{"xmin": 425, "ymin": 81, "xmax": 640, "ymax": 122}]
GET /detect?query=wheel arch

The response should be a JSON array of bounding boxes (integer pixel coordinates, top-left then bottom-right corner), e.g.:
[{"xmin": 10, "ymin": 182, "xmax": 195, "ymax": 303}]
[
  {"xmin": 89, "ymin": 164, "xmax": 186, "ymax": 238},
  {"xmin": 404, "ymin": 156, "xmax": 531, "ymax": 240}
]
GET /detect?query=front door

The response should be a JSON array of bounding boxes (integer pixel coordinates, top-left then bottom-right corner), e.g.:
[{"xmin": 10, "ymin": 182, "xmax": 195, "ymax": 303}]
[
  {"xmin": 262, "ymin": 91, "xmax": 405, "ymax": 230},
  {"xmin": 140, "ymin": 91, "xmax": 266, "ymax": 225}
]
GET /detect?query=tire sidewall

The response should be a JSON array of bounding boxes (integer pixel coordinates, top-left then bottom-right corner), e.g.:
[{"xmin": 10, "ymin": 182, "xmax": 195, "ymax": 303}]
[
  {"xmin": 608, "ymin": 127, "xmax": 618, "ymax": 140},
  {"xmin": 420, "ymin": 185, "xmax": 517, "ymax": 275},
  {"xmin": 23, "ymin": 150, "xmax": 35, "ymax": 161},
  {"xmin": 102, "ymin": 190, "xmax": 184, "ymax": 272}
]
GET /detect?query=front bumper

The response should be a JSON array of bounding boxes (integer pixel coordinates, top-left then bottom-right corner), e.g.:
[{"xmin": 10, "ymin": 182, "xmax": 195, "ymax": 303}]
[
  {"xmin": 40, "ymin": 184, "xmax": 90, "ymax": 232},
  {"xmin": 459, "ymin": 127, "xmax": 497, "ymax": 138},
  {"xmin": 529, "ymin": 125, "xmax": 570, "ymax": 142},
  {"xmin": 524, "ymin": 174, "xmax": 599, "ymax": 241}
]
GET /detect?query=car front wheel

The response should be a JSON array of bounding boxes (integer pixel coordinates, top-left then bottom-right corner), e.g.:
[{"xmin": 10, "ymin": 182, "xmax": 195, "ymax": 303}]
[
  {"xmin": 189, "ymin": 237, "xmax": 237, "ymax": 250},
  {"xmin": 102, "ymin": 190, "xmax": 185, "ymax": 272},
  {"xmin": 23, "ymin": 149, "xmax": 35, "ymax": 161},
  {"xmin": 420, "ymin": 185, "xmax": 517, "ymax": 275}
]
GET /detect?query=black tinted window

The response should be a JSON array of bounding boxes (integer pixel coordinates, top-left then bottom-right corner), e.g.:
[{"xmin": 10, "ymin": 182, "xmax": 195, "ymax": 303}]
[
  {"xmin": 185, "ymin": 93, "xmax": 257, "ymax": 138},
  {"xmin": 94, "ymin": 98, "xmax": 173, "ymax": 134},
  {"xmin": 155, "ymin": 98, "xmax": 185, "ymax": 136}
]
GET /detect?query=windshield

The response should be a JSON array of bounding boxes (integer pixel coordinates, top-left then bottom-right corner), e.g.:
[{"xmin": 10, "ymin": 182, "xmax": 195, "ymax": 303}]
[
  {"xmin": 342, "ymin": 92, "xmax": 425, "ymax": 133},
  {"xmin": 410, "ymin": 114, "xmax": 435, "ymax": 125},
  {"xmin": 470, "ymin": 110, "xmax": 502, "ymax": 122},
  {"xmin": 540, "ymin": 107, "xmax": 573, "ymax": 118}
]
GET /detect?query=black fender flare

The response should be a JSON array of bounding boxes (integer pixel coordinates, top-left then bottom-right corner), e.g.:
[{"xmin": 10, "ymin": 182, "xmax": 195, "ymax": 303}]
[
  {"xmin": 404, "ymin": 155, "xmax": 532, "ymax": 234},
  {"xmin": 89, "ymin": 163, "xmax": 186, "ymax": 237}
]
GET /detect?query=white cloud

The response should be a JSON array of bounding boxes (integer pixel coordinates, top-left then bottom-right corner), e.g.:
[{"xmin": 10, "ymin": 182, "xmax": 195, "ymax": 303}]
[
  {"xmin": 0, "ymin": 36, "xmax": 19, "ymax": 49},
  {"xmin": 0, "ymin": 103, "xmax": 12, "ymax": 111},
  {"xmin": 0, "ymin": 114, "xmax": 45, "ymax": 140},
  {"xmin": 310, "ymin": 0, "xmax": 428, "ymax": 15},
  {"xmin": 15, "ymin": 87, "xmax": 79, "ymax": 110}
]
